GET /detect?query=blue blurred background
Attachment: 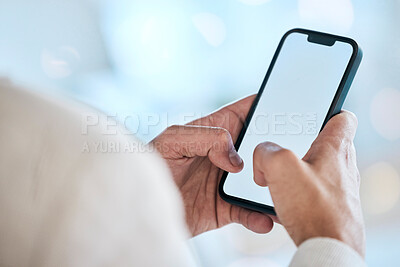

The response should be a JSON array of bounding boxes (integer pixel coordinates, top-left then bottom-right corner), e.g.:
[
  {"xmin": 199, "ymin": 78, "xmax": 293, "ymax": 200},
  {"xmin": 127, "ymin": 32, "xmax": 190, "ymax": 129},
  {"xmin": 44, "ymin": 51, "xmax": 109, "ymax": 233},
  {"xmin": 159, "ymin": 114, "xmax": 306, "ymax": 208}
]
[{"xmin": 1, "ymin": 0, "xmax": 399, "ymax": 266}]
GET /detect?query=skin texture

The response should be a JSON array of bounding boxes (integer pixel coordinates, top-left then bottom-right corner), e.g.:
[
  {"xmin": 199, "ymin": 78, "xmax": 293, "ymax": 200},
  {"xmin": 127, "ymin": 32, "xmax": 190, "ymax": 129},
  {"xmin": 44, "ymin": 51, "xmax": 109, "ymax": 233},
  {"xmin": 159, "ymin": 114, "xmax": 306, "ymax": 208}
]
[
  {"xmin": 151, "ymin": 95, "xmax": 274, "ymax": 236},
  {"xmin": 253, "ymin": 111, "xmax": 366, "ymax": 257},
  {"xmin": 152, "ymin": 95, "xmax": 365, "ymax": 258}
]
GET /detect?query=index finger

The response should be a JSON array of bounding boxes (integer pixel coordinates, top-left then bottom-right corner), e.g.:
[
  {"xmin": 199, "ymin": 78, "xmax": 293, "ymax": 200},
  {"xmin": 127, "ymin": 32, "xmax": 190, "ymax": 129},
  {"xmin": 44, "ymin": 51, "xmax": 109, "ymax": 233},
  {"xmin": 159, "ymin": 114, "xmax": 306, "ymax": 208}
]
[
  {"xmin": 189, "ymin": 94, "xmax": 256, "ymax": 127},
  {"xmin": 304, "ymin": 110, "xmax": 358, "ymax": 164},
  {"xmin": 321, "ymin": 110, "xmax": 358, "ymax": 142}
]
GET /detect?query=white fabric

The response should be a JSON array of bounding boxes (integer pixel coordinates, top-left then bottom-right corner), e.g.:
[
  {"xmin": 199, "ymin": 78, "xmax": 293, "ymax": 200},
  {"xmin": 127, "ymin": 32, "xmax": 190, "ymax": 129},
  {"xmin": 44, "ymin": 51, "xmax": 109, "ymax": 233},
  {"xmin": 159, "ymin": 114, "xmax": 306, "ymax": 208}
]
[
  {"xmin": 0, "ymin": 80, "xmax": 365, "ymax": 266},
  {"xmin": 0, "ymin": 80, "xmax": 194, "ymax": 267},
  {"xmin": 290, "ymin": 237, "xmax": 366, "ymax": 267}
]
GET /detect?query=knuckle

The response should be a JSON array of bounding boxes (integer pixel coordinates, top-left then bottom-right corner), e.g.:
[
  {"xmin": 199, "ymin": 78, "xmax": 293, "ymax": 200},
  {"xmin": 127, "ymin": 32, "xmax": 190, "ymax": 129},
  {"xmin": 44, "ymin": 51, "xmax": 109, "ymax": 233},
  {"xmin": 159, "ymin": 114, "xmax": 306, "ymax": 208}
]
[
  {"xmin": 168, "ymin": 124, "xmax": 182, "ymax": 133},
  {"xmin": 253, "ymin": 142, "xmax": 272, "ymax": 159},
  {"xmin": 253, "ymin": 143, "xmax": 265, "ymax": 161},
  {"xmin": 342, "ymin": 110, "xmax": 358, "ymax": 127},
  {"xmin": 255, "ymin": 141, "xmax": 277, "ymax": 152},
  {"xmin": 274, "ymin": 148, "xmax": 297, "ymax": 162},
  {"xmin": 255, "ymin": 142, "xmax": 267, "ymax": 152},
  {"xmin": 169, "ymin": 124, "xmax": 180, "ymax": 129},
  {"xmin": 215, "ymin": 127, "xmax": 231, "ymax": 143},
  {"xmin": 350, "ymin": 113, "xmax": 358, "ymax": 127}
]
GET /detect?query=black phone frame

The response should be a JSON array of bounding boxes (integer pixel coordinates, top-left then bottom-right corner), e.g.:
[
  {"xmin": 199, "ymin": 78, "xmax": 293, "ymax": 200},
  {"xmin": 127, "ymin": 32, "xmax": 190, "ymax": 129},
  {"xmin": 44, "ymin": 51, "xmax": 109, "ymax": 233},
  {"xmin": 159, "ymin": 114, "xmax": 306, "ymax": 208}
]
[{"xmin": 218, "ymin": 28, "xmax": 363, "ymax": 216}]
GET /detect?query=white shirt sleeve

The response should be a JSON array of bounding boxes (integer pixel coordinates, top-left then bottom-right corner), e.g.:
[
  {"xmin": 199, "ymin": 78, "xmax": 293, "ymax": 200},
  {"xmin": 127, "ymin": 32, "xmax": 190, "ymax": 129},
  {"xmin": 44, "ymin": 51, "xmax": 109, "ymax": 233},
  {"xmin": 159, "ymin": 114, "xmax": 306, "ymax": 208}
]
[
  {"xmin": 290, "ymin": 237, "xmax": 366, "ymax": 267},
  {"xmin": 0, "ymin": 80, "xmax": 196, "ymax": 267}
]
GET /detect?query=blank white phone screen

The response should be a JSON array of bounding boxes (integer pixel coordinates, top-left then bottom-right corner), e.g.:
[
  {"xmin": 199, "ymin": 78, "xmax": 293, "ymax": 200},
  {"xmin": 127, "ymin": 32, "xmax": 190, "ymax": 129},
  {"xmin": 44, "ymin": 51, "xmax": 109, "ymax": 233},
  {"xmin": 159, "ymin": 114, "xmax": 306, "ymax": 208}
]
[{"xmin": 223, "ymin": 32, "xmax": 354, "ymax": 207}]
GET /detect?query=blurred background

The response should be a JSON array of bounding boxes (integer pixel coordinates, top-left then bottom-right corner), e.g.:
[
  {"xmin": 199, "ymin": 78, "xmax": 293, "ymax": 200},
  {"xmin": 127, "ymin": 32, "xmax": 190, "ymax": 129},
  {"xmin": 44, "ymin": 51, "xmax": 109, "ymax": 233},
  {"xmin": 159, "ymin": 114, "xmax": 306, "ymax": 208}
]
[{"xmin": 1, "ymin": 0, "xmax": 399, "ymax": 266}]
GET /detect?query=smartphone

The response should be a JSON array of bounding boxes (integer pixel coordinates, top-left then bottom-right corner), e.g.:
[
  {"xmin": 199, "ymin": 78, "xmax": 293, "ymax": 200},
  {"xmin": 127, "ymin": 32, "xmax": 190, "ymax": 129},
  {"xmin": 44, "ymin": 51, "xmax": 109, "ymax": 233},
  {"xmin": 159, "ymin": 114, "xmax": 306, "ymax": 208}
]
[{"xmin": 219, "ymin": 28, "xmax": 362, "ymax": 215}]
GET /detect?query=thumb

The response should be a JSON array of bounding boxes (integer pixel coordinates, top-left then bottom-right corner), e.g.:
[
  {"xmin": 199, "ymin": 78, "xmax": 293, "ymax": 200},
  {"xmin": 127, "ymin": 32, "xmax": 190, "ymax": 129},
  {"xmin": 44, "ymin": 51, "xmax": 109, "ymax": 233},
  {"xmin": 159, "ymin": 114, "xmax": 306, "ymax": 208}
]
[
  {"xmin": 253, "ymin": 141, "xmax": 301, "ymax": 187},
  {"xmin": 230, "ymin": 205, "xmax": 274, "ymax": 234}
]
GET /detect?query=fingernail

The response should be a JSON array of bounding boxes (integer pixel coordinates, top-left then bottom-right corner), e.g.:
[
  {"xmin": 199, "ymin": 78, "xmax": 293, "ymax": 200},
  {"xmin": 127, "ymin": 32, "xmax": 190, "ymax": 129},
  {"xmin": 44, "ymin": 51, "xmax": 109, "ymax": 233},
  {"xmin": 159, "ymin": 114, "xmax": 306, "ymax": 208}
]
[{"xmin": 229, "ymin": 150, "xmax": 243, "ymax": 167}]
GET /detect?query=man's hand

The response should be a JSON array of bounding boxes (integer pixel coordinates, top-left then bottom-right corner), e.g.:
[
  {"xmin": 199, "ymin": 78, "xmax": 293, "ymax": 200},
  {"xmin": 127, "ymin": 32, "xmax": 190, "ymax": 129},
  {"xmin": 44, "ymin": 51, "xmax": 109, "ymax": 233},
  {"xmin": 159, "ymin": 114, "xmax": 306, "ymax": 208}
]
[
  {"xmin": 151, "ymin": 95, "xmax": 273, "ymax": 236},
  {"xmin": 253, "ymin": 111, "xmax": 366, "ymax": 257}
]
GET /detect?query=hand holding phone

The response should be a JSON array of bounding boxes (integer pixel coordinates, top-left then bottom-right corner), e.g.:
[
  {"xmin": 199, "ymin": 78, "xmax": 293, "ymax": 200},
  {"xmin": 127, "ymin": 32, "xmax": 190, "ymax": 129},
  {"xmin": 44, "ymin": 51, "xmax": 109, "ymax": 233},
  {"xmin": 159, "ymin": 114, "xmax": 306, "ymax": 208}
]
[
  {"xmin": 219, "ymin": 29, "xmax": 362, "ymax": 215},
  {"xmin": 253, "ymin": 111, "xmax": 365, "ymax": 257}
]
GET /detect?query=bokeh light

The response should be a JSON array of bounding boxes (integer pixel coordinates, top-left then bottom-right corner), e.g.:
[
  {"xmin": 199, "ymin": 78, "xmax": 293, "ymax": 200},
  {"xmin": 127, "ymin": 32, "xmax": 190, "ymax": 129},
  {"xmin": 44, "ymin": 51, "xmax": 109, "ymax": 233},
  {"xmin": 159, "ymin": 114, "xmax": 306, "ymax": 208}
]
[{"xmin": 361, "ymin": 162, "xmax": 400, "ymax": 215}]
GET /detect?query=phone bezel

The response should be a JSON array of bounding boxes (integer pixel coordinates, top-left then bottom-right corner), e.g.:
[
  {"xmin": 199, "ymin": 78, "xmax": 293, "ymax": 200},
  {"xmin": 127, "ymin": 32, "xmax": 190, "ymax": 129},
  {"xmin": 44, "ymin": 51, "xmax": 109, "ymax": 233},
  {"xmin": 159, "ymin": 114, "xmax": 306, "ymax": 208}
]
[{"xmin": 218, "ymin": 28, "xmax": 363, "ymax": 216}]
